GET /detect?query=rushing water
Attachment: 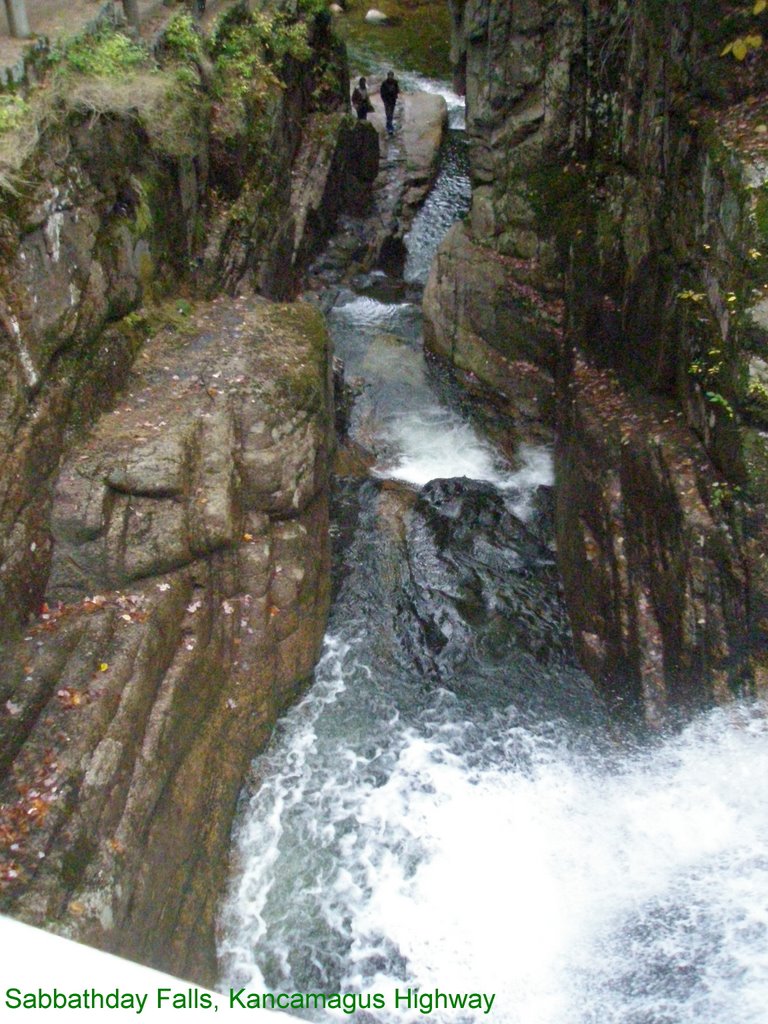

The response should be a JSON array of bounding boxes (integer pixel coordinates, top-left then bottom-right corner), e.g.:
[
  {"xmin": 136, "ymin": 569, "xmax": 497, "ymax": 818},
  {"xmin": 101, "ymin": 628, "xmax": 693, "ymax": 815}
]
[{"xmin": 219, "ymin": 74, "xmax": 768, "ymax": 1024}]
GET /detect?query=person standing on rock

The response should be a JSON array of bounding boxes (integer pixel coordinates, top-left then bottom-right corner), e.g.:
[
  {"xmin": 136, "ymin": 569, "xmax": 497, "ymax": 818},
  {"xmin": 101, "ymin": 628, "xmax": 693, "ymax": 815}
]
[
  {"xmin": 380, "ymin": 70, "xmax": 400, "ymax": 135},
  {"xmin": 352, "ymin": 77, "xmax": 374, "ymax": 120}
]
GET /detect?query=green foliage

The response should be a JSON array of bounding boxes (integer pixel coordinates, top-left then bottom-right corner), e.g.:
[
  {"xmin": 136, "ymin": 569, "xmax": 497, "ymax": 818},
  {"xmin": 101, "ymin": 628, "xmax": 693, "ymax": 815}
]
[
  {"xmin": 710, "ymin": 479, "xmax": 743, "ymax": 508},
  {"xmin": 130, "ymin": 176, "xmax": 153, "ymax": 237},
  {"xmin": 211, "ymin": 21, "xmax": 275, "ymax": 102},
  {"xmin": 0, "ymin": 95, "xmax": 29, "ymax": 135},
  {"xmin": 689, "ymin": 346, "xmax": 725, "ymax": 379},
  {"xmin": 310, "ymin": 58, "xmax": 343, "ymax": 108},
  {"xmin": 684, "ymin": 297, "xmax": 736, "ymax": 420},
  {"xmin": 211, "ymin": 10, "xmax": 312, "ymax": 96},
  {"xmin": 47, "ymin": 24, "xmax": 205, "ymax": 159},
  {"xmin": 51, "ymin": 27, "xmax": 149, "ymax": 79},
  {"xmin": 705, "ymin": 389, "xmax": 736, "ymax": 418},
  {"xmin": 207, "ymin": 5, "xmax": 316, "ymax": 145},
  {"xmin": 721, "ymin": 1, "xmax": 765, "ymax": 59},
  {"xmin": 118, "ymin": 298, "xmax": 199, "ymax": 343},
  {"xmin": 297, "ymin": 0, "xmax": 330, "ymax": 16},
  {"xmin": 163, "ymin": 12, "xmax": 204, "ymax": 64},
  {"xmin": 0, "ymin": 23, "xmax": 209, "ymax": 194},
  {"xmin": 721, "ymin": 32, "xmax": 763, "ymax": 60},
  {"xmin": 746, "ymin": 376, "xmax": 768, "ymax": 417}
]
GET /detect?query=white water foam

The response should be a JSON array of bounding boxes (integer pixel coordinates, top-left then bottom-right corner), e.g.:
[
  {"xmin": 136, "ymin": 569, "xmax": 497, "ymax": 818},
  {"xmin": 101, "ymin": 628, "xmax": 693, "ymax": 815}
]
[
  {"xmin": 502, "ymin": 446, "xmax": 554, "ymax": 519},
  {"xmin": 222, "ymin": 637, "xmax": 352, "ymax": 991},
  {"xmin": 332, "ymin": 297, "xmax": 548, "ymax": 496},
  {"xmin": 340, "ymin": 705, "xmax": 768, "ymax": 1024},
  {"xmin": 377, "ymin": 408, "xmax": 511, "ymax": 488},
  {"xmin": 222, "ymin": 689, "xmax": 768, "ymax": 1024},
  {"xmin": 332, "ymin": 295, "xmax": 417, "ymax": 337},
  {"xmin": 379, "ymin": 425, "xmax": 552, "ymax": 513}
]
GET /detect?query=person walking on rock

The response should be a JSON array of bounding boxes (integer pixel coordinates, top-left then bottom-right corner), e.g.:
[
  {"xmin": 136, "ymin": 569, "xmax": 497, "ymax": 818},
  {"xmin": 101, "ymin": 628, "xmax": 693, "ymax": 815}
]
[
  {"xmin": 352, "ymin": 77, "xmax": 374, "ymax": 120},
  {"xmin": 380, "ymin": 70, "xmax": 400, "ymax": 135}
]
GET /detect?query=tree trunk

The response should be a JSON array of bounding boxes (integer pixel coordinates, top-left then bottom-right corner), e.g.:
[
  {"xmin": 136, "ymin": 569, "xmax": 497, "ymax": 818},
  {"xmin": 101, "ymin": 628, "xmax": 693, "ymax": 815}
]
[
  {"xmin": 5, "ymin": 0, "xmax": 31, "ymax": 39},
  {"xmin": 122, "ymin": 0, "xmax": 141, "ymax": 32}
]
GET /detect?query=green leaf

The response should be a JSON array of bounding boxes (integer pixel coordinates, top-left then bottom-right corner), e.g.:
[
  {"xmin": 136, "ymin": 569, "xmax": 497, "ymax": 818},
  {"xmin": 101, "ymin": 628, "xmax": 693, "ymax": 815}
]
[
  {"xmin": 721, "ymin": 41, "xmax": 734, "ymax": 56},
  {"xmin": 754, "ymin": 0, "xmax": 766, "ymax": 15}
]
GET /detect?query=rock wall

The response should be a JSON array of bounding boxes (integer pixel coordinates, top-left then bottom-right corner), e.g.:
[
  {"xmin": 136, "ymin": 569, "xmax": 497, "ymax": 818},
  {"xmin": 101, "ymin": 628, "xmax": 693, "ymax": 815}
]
[
  {"xmin": 0, "ymin": 299, "xmax": 333, "ymax": 983},
  {"xmin": 0, "ymin": 8, "xmax": 371, "ymax": 645},
  {"xmin": 429, "ymin": 0, "xmax": 768, "ymax": 720},
  {"xmin": 0, "ymin": 8, "xmax": 366, "ymax": 981},
  {"xmin": 424, "ymin": 0, "xmax": 578, "ymax": 437}
]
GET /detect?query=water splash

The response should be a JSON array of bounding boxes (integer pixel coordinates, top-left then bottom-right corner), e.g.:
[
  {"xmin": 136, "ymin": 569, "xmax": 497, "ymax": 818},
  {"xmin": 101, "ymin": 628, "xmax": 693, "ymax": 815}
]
[
  {"xmin": 376, "ymin": 408, "xmax": 520, "ymax": 490},
  {"xmin": 221, "ymin": 676, "xmax": 768, "ymax": 1024}
]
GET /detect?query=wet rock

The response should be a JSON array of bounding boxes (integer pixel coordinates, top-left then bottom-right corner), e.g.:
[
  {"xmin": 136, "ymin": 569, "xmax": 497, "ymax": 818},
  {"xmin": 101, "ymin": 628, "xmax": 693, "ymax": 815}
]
[
  {"xmin": 310, "ymin": 90, "xmax": 447, "ymax": 281},
  {"xmin": 0, "ymin": 299, "xmax": 334, "ymax": 984},
  {"xmin": 374, "ymin": 92, "xmax": 449, "ymax": 268},
  {"xmin": 440, "ymin": 0, "xmax": 768, "ymax": 715},
  {"xmin": 0, "ymin": 10, "xmax": 351, "ymax": 641},
  {"xmin": 526, "ymin": 484, "xmax": 556, "ymax": 548},
  {"xmin": 333, "ymin": 441, "xmax": 376, "ymax": 478},
  {"xmin": 290, "ymin": 116, "xmax": 380, "ymax": 268},
  {"xmin": 333, "ymin": 355, "xmax": 354, "ymax": 438},
  {"xmin": 398, "ymin": 478, "xmax": 577, "ymax": 692},
  {"xmin": 556, "ymin": 357, "xmax": 751, "ymax": 724},
  {"xmin": 423, "ymin": 221, "xmax": 556, "ymax": 430}
]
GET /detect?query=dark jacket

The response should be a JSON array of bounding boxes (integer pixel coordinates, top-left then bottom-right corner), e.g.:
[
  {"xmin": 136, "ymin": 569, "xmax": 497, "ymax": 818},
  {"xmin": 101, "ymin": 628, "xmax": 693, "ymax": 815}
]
[
  {"xmin": 380, "ymin": 78, "xmax": 400, "ymax": 106},
  {"xmin": 352, "ymin": 86, "xmax": 373, "ymax": 113}
]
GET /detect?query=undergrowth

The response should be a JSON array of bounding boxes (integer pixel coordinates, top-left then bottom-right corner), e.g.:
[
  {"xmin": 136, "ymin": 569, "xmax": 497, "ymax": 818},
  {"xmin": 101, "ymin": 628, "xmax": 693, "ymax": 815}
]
[
  {"xmin": 0, "ymin": 25, "xmax": 206, "ymax": 193},
  {"xmin": 0, "ymin": 3, "xmax": 324, "ymax": 192},
  {"xmin": 0, "ymin": 95, "xmax": 29, "ymax": 134},
  {"xmin": 48, "ymin": 28, "xmax": 149, "ymax": 79},
  {"xmin": 207, "ymin": 5, "xmax": 319, "ymax": 144}
]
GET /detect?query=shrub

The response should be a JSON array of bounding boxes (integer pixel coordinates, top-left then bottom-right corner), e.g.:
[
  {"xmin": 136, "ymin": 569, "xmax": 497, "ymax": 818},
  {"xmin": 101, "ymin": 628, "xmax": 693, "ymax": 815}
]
[
  {"xmin": 163, "ymin": 12, "xmax": 204, "ymax": 65},
  {"xmin": 0, "ymin": 95, "xmax": 29, "ymax": 135},
  {"xmin": 51, "ymin": 27, "xmax": 149, "ymax": 79}
]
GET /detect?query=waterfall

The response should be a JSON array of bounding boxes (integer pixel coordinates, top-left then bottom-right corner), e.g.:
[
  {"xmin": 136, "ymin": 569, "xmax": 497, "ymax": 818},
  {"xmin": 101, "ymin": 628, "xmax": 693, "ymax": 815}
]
[{"xmin": 219, "ymin": 75, "xmax": 768, "ymax": 1024}]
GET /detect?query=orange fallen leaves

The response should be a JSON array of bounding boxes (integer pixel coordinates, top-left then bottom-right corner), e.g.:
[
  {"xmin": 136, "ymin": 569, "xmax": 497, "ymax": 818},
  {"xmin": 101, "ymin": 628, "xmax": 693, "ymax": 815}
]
[
  {"xmin": 0, "ymin": 752, "xmax": 59, "ymax": 887},
  {"xmin": 56, "ymin": 688, "xmax": 89, "ymax": 710}
]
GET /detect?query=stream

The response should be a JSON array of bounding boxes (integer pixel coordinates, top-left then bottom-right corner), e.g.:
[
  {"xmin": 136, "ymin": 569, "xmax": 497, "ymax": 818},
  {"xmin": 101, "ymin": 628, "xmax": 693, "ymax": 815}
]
[{"xmin": 218, "ymin": 73, "xmax": 768, "ymax": 1024}]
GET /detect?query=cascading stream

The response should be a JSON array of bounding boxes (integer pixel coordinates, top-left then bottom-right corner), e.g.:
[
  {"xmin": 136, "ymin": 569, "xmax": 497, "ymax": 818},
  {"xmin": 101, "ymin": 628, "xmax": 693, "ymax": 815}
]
[{"xmin": 219, "ymin": 76, "xmax": 768, "ymax": 1024}]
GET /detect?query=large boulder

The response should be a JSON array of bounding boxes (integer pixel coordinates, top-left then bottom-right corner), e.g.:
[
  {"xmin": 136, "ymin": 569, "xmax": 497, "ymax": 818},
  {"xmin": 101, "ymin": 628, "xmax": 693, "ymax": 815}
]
[{"xmin": 0, "ymin": 298, "xmax": 334, "ymax": 984}]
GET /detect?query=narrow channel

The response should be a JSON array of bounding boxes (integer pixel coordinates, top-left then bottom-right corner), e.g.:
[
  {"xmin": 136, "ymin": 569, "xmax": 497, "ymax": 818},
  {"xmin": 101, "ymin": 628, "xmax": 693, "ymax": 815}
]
[{"xmin": 218, "ymin": 75, "xmax": 768, "ymax": 1024}]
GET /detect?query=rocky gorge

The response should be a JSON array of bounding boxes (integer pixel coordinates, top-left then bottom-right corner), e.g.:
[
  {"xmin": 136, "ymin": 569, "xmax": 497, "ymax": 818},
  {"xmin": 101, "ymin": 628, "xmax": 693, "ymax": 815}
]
[
  {"xmin": 0, "ymin": 0, "xmax": 766, "ymax": 1008},
  {"xmin": 0, "ymin": 0, "xmax": 361, "ymax": 981},
  {"xmin": 0, "ymin": 0, "xmax": 451, "ymax": 983},
  {"xmin": 429, "ymin": 0, "xmax": 768, "ymax": 722}
]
